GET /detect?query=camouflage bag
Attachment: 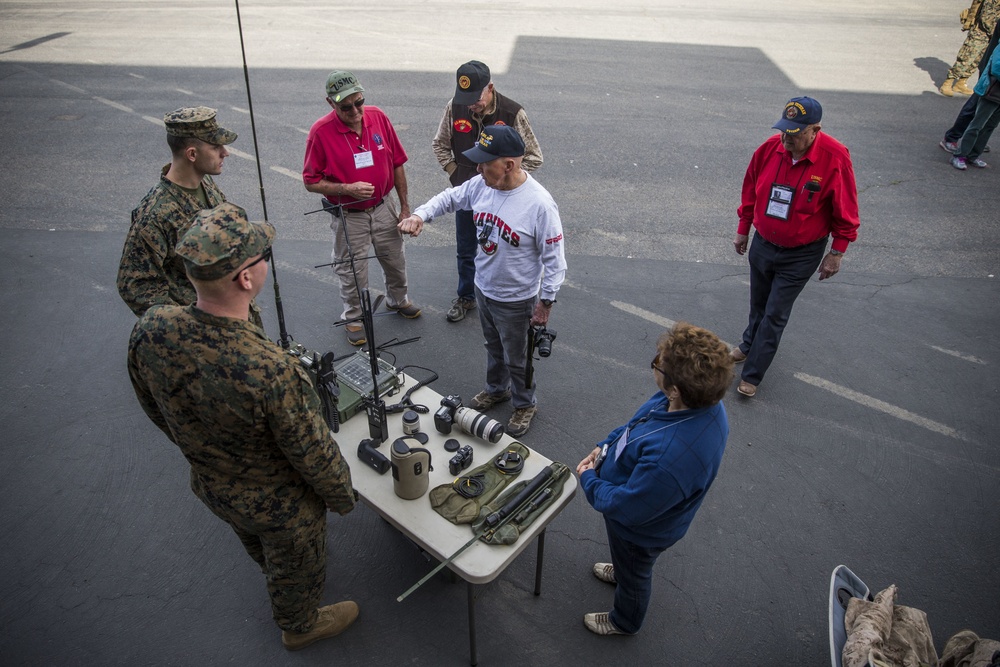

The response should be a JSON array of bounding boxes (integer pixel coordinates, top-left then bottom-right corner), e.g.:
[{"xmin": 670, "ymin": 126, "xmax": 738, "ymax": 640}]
[{"xmin": 429, "ymin": 442, "xmax": 529, "ymax": 525}]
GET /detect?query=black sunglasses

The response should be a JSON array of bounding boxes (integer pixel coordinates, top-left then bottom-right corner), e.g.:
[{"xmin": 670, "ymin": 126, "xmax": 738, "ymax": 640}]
[
  {"xmin": 337, "ymin": 97, "xmax": 365, "ymax": 113},
  {"xmin": 232, "ymin": 247, "xmax": 272, "ymax": 281}
]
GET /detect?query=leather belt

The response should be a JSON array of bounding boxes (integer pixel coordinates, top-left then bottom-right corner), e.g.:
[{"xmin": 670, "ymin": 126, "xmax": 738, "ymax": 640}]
[
  {"xmin": 346, "ymin": 198, "xmax": 384, "ymax": 214},
  {"xmin": 758, "ymin": 234, "xmax": 827, "ymax": 250}
]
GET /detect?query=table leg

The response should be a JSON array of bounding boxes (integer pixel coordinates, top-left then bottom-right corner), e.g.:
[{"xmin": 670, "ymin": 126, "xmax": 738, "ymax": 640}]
[
  {"xmin": 534, "ymin": 528, "xmax": 546, "ymax": 596},
  {"xmin": 468, "ymin": 581, "xmax": 478, "ymax": 666}
]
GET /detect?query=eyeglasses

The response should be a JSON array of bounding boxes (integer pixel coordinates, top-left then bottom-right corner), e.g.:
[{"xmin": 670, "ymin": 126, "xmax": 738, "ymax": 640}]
[
  {"xmin": 232, "ymin": 247, "xmax": 271, "ymax": 281},
  {"xmin": 650, "ymin": 357, "xmax": 669, "ymax": 375},
  {"xmin": 337, "ymin": 97, "xmax": 365, "ymax": 113}
]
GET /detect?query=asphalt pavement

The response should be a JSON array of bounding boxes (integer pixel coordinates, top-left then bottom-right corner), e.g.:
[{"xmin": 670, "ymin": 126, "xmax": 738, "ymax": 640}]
[{"xmin": 1, "ymin": 2, "xmax": 997, "ymax": 666}]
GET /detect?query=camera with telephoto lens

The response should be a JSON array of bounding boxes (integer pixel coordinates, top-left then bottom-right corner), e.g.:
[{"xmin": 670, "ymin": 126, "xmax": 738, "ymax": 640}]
[
  {"xmin": 435, "ymin": 395, "xmax": 505, "ymax": 444},
  {"xmin": 532, "ymin": 326, "xmax": 557, "ymax": 358},
  {"xmin": 434, "ymin": 394, "xmax": 464, "ymax": 434},
  {"xmin": 449, "ymin": 445, "xmax": 474, "ymax": 476}
]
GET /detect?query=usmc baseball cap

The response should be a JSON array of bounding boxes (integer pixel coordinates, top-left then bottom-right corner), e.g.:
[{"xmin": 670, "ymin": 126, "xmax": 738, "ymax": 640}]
[
  {"xmin": 163, "ymin": 106, "xmax": 237, "ymax": 145},
  {"xmin": 454, "ymin": 60, "xmax": 490, "ymax": 105},
  {"xmin": 773, "ymin": 97, "xmax": 822, "ymax": 134},
  {"xmin": 176, "ymin": 203, "xmax": 275, "ymax": 281},
  {"xmin": 326, "ymin": 70, "xmax": 364, "ymax": 103},
  {"xmin": 462, "ymin": 124, "xmax": 525, "ymax": 163}
]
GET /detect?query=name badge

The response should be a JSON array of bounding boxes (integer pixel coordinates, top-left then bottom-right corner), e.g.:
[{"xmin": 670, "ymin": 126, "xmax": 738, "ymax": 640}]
[
  {"xmin": 354, "ymin": 150, "xmax": 374, "ymax": 169},
  {"xmin": 765, "ymin": 184, "xmax": 794, "ymax": 221}
]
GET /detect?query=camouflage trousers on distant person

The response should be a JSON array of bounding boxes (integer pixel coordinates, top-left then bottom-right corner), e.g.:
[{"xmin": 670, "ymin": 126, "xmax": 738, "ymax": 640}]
[{"xmin": 949, "ymin": 4, "xmax": 1000, "ymax": 80}]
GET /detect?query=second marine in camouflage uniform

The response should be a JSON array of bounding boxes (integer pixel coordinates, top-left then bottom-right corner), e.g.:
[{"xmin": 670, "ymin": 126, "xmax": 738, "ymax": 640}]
[
  {"xmin": 127, "ymin": 203, "xmax": 358, "ymax": 649},
  {"xmin": 117, "ymin": 106, "xmax": 263, "ymax": 327}
]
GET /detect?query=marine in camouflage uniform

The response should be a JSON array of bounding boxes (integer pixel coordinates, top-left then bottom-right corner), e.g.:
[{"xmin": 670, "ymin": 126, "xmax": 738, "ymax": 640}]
[
  {"xmin": 117, "ymin": 107, "xmax": 264, "ymax": 327},
  {"xmin": 127, "ymin": 203, "xmax": 358, "ymax": 648},
  {"xmin": 942, "ymin": 0, "xmax": 1000, "ymax": 95}
]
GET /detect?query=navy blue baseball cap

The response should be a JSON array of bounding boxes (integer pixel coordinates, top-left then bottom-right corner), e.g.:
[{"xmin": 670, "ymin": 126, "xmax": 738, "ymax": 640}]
[
  {"xmin": 462, "ymin": 124, "xmax": 525, "ymax": 163},
  {"xmin": 773, "ymin": 97, "xmax": 822, "ymax": 134}
]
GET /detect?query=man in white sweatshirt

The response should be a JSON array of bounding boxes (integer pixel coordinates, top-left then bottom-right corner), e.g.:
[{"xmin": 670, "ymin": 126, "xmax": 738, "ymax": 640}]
[{"xmin": 398, "ymin": 125, "xmax": 566, "ymax": 437}]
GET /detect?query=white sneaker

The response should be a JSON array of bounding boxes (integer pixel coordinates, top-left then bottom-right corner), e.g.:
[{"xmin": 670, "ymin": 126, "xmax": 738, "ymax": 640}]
[
  {"xmin": 583, "ymin": 612, "xmax": 628, "ymax": 636},
  {"xmin": 592, "ymin": 562, "xmax": 616, "ymax": 584}
]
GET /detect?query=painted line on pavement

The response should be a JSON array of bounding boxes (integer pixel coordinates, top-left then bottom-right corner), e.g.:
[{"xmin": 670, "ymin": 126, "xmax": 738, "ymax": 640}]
[
  {"xmin": 610, "ymin": 301, "xmax": 677, "ymax": 330},
  {"xmin": 928, "ymin": 345, "xmax": 985, "ymax": 365},
  {"xmin": 227, "ymin": 147, "xmax": 256, "ymax": 162},
  {"xmin": 794, "ymin": 373, "xmax": 964, "ymax": 441},
  {"xmin": 93, "ymin": 96, "xmax": 132, "ymax": 113},
  {"xmin": 271, "ymin": 165, "xmax": 301, "ymax": 180}
]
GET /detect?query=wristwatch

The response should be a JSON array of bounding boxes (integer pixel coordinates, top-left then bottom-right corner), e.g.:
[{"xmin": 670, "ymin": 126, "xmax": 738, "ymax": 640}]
[
  {"xmin": 540, "ymin": 298, "xmax": 556, "ymax": 307},
  {"xmin": 829, "ymin": 249, "xmax": 844, "ymax": 257}
]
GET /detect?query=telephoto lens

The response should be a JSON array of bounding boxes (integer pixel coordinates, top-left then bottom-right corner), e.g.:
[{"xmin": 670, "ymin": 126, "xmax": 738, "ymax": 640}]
[{"xmin": 454, "ymin": 407, "xmax": 504, "ymax": 443}]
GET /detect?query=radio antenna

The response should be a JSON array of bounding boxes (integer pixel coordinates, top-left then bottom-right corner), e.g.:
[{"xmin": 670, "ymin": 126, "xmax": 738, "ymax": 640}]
[{"xmin": 234, "ymin": 0, "xmax": 292, "ymax": 348}]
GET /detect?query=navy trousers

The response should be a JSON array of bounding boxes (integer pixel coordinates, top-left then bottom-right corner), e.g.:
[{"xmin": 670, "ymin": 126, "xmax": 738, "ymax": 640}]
[
  {"xmin": 605, "ymin": 520, "xmax": 668, "ymax": 634},
  {"xmin": 739, "ymin": 234, "xmax": 827, "ymax": 385},
  {"xmin": 455, "ymin": 208, "xmax": 477, "ymax": 301},
  {"xmin": 945, "ymin": 94, "xmax": 980, "ymax": 143}
]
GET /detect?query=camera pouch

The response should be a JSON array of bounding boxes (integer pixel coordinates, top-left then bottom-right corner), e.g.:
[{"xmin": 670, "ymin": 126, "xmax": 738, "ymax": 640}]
[
  {"xmin": 472, "ymin": 462, "xmax": 571, "ymax": 545},
  {"xmin": 429, "ymin": 442, "xmax": 530, "ymax": 525}
]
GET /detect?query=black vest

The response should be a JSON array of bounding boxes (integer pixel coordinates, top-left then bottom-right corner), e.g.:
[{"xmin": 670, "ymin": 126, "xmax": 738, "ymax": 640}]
[{"xmin": 449, "ymin": 90, "xmax": 523, "ymax": 186}]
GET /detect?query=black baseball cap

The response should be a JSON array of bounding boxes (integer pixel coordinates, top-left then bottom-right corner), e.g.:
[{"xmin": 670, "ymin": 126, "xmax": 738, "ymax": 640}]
[
  {"xmin": 454, "ymin": 60, "xmax": 490, "ymax": 105},
  {"xmin": 462, "ymin": 124, "xmax": 526, "ymax": 163}
]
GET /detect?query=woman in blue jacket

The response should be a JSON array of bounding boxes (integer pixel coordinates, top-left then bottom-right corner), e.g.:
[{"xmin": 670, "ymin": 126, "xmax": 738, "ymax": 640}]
[{"xmin": 577, "ymin": 322, "xmax": 734, "ymax": 636}]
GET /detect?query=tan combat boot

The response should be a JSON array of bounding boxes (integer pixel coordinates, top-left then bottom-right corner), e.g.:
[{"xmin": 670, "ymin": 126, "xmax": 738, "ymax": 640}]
[
  {"xmin": 281, "ymin": 601, "xmax": 360, "ymax": 651},
  {"xmin": 953, "ymin": 77, "xmax": 974, "ymax": 95},
  {"xmin": 940, "ymin": 78, "xmax": 956, "ymax": 97}
]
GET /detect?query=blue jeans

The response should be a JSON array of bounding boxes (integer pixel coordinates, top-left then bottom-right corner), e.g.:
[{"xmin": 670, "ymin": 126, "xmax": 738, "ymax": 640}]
[
  {"xmin": 606, "ymin": 520, "xmax": 667, "ymax": 634},
  {"xmin": 475, "ymin": 286, "xmax": 536, "ymax": 409},
  {"xmin": 455, "ymin": 209, "xmax": 477, "ymax": 301},
  {"xmin": 957, "ymin": 96, "xmax": 1000, "ymax": 161},
  {"xmin": 740, "ymin": 234, "xmax": 827, "ymax": 385}
]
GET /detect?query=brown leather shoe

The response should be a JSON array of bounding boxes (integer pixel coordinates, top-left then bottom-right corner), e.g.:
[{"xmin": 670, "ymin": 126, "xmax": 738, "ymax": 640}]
[
  {"xmin": 737, "ymin": 380, "xmax": 757, "ymax": 397},
  {"xmin": 345, "ymin": 325, "xmax": 366, "ymax": 347},
  {"xmin": 282, "ymin": 601, "xmax": 360, "ymax": 651},
  {"xmin": 731, "ymin": 347, "xmax": 747, "ymax": 363}
]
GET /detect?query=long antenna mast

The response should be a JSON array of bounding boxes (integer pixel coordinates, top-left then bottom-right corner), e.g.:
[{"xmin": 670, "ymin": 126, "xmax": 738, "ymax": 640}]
[{"xmin": 234, "ymin": 0, "xmax": 291, "ymax": 348}]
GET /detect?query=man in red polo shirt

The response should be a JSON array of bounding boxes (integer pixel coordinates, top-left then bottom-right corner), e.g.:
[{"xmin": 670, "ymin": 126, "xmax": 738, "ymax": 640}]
[
  {"xmin": 303, "ymin": 70, "xmax": 420, "ymax": 346},
  {"xmin": 731, "ymin": 97, "xmax": 860, "ymax": 398}
]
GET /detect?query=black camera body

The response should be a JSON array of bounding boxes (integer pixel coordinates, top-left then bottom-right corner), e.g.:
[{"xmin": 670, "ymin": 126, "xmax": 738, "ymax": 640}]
[
  {"xmin": 449, "ymin": 445, "xmax": 474, "ymax": 476},
  {"xmin": 532, "ymin": 326, "xmax": 557, "ymax": 358},
  {"xmin": 434, "ymin": 394, "xmax": 464, "ymax": 434}
]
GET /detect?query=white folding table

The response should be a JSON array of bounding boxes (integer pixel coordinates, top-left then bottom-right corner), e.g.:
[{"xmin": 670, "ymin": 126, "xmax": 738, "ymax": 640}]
[{"xmin": 338, "ymin": 374, "xmax": 577, "ymax": 665}]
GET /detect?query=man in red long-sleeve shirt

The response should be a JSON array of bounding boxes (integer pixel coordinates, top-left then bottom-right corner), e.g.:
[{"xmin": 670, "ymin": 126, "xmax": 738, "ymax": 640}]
[{"xmin": 731, "ymin": 97, "xmax": 860, "ymax": 398}]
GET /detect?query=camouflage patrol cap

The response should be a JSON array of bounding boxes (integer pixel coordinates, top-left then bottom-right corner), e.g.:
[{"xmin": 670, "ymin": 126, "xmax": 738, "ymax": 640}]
[
  {"xmin": 176, "ymin": 203, "xmax": 275, "ymax": 281},
  {"xmin": 163, "ymin": 106, "xmax": 238, "ymax": 145},
  {"xmin": 326, "ymin": 71, "xmax": 364, "ymax": 102}
]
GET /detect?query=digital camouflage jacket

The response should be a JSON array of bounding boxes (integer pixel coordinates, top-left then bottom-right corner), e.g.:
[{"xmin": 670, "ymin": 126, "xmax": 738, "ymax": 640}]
[
  {"xmin": 118, "ymin": 166, "xmax": 226, "ymax": 316},
  {"xmin": 127, "ymin": 305, "xmax": 356, "ymax": 527}
]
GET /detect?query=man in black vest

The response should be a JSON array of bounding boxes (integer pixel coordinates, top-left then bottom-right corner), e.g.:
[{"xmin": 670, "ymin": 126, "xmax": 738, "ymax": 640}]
[{"xmin": 432, "ymin": 60, "xmax": 543, "ymax": 322}]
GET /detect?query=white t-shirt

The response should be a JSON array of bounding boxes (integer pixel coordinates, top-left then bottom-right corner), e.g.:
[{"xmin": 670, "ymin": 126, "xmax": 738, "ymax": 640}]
[{"xmin": 414, "ymin": 173, "xmax": 567, "ymax": 302}]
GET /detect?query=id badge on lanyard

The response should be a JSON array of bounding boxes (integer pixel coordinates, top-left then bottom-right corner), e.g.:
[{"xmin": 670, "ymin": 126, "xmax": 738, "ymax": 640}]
[
  {"xmin": 594, "ymin": 425, "xmax": 630, "ymax": 473},
  {"xmin": 354, "ymin": 151, "xmax": 374, "ymax": 169},
  {"xmin": 765, "ymin": 183, "xmax": 794, "ymax": 221}
]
